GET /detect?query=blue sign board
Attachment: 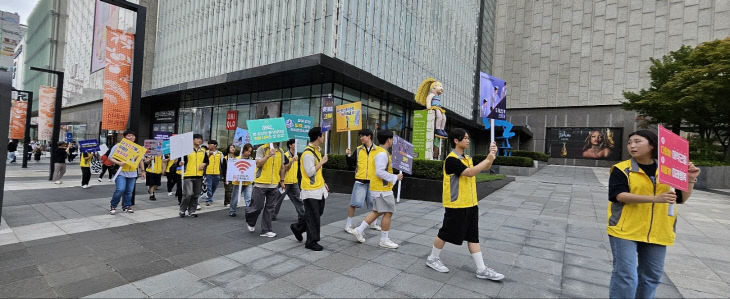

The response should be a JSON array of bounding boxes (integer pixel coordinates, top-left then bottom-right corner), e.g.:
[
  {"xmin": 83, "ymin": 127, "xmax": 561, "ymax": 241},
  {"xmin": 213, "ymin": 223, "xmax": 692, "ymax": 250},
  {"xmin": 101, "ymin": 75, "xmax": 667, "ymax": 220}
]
[{"xmin": 78, "ymin": 139, "xmax": 100, "ymax": 153}]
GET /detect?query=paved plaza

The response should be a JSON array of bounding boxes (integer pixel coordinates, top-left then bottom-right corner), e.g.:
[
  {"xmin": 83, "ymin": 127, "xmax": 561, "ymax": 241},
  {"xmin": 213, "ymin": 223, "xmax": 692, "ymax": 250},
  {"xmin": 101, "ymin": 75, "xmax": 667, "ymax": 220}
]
[{"xmin": 0, "ymin": 162, "xmax": 728, "ymax": 298}]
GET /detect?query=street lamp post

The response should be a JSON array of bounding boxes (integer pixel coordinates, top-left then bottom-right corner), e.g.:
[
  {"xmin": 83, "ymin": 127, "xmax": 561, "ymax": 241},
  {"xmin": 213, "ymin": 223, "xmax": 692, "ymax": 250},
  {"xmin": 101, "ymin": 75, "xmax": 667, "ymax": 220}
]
[
  {"xmin": 0, "ymin": 70, "xmax": 12, "ymax": 219},
  {"xmin": 100, "ymin": 0, "xmax": 146, "ymax": 135},
  {"xmin": 29, "ymin": 67, "xmax": 64, "ymax": 181},
  {"xmin": 11, "ymin": 88, "xmax": 34, "ymax": 168}
]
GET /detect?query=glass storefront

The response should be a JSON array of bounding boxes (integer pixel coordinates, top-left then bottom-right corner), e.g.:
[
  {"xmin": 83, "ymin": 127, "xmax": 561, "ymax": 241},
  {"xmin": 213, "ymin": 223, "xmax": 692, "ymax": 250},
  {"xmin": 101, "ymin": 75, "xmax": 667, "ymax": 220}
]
[{"xmin": 173, "ymin": 83, "xmax": 412, "ymax": 153}]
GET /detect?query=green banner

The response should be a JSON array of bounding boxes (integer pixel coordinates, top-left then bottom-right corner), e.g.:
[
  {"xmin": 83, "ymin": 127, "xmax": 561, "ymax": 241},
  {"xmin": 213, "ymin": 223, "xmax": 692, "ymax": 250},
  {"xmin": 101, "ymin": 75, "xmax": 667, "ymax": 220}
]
[{"xmin": 246, "ymin": 118, "xmax": 289, "ymax": 145}]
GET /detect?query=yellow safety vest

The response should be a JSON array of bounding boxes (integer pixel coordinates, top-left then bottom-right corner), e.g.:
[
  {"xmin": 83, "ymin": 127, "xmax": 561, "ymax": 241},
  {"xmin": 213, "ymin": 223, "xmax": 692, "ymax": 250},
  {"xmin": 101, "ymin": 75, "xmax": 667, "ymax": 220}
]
[
  {"xmin": 79, "ymin": 153, "xmax": 92, "ymax": 167},
  {"xmin": 254, "ymin": 144, "xmax": 284, "ymax": 185},
  {"xmin": 368, "ymin": 147, "xmax": 394, "ymax": 192},
  {"xmin": 146, "ymin": 156, "xmax": 163, "ymax": 174},
  {"xmin": 284, "ymin": 151, "xmax": 299, "ymax": 185},
  {"xmin": 205, "ymin": 151, "xmax": 222, "ymax": 175},
  {"xmin": 442, "ymin": 151, "xmax": 478, "ymax": 208},
  {"xmin": 607, "ymin": 159, "xmax": 676, "ymax": 246},
  {"xmin": 300, "ymin": 145, "xmax": 324, "ymax": 190},
  {"xmin": 229, "ymin": 155, "xmax": 253, "ymax": 186},
  {"xmin": 183, "ymin": 148, "xmax": 207, "ymax": 177},
  {"xmin": 166, "ymin": 159, "xmax": 176, "ymax": 173},
  {"xmin": 354, "ymin": 144, "xmax": 376, "ymax": 181}
]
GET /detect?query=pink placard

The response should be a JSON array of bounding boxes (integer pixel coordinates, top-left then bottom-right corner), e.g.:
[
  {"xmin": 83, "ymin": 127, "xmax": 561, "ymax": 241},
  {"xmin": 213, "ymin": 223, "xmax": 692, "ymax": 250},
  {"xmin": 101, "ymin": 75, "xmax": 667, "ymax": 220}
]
[{"xmin": 657, "ymin": 125, "xmax": 689, "ymax": 191}]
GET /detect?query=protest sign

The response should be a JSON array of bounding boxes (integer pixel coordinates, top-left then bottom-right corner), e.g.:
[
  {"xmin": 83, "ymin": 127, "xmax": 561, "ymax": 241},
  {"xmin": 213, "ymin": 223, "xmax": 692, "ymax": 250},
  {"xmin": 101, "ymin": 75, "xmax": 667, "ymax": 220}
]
[
  {"xmin": 283, "ymin": 114, "xmax": 314, "ymax": 140},
  {"xmin": 161, "ymin": 140, "xmax": 170, "ymax": 155},
  {"xmin": 225, "ymin": 158, "xmax": 256, "ymax": 182},
  {"xmin": 392, "ymin": 135, "xmax": 415, "ymax": 175},
  {"xmin": 479, "ymin": 72, "xmax": 506, "ymax": 121},
  {"xmin": 98, "ymin": 144, "xmax": 109, "ymax": 156},
  {"xmin": 169, "ymin": 132, "xmax": 194, "ymax": 159},
  {"xmin": 658, "ymin": 125, "xmax": 690, "ymax": 191},
  {"xmin": 111, "ymin": 138, "xmax": 147, "ymax": 165},
  {"xmin": 335, "ymin": 102, "xmax": 362, "ymax": 132},
  {"xmin": 321, "ymin": 96, "xmax": 334, "ymax": 133},
  {"xmin": 79, "ymin": 139, "xmax": 100, "ymax": 153},
  {"xmin": 246, "ymin": 118, "xmax": 289, "ymax": 145},
  {"xmin": 144, "ymin": 139, "xmax": 163, "ymax": 156},
  {"xmin": 153, "ymin": 131, "xmax": 171, "ymax": 140},
  {"xmin": 233, "ymin": 128, "xmax": 250, "ymax": 147}
]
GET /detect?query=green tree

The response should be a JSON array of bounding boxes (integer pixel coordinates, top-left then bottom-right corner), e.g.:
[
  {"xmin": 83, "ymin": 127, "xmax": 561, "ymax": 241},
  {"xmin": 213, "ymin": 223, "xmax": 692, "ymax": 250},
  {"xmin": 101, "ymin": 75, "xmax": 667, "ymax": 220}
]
[{"xmin": 622, "ymin": 38, "xmax": 730, "ymax": 158}]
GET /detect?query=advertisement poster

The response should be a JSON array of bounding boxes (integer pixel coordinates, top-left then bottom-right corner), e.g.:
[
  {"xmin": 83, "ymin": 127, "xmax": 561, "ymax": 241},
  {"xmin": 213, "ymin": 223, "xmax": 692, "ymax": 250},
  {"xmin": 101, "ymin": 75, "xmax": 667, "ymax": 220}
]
[
  {"xmin": 335, "ymin": 102, "xmax": 362, "ymax": 132},
  {"xmin": 101, "ymin": 27, "xmax": 134, "ymax": 130},
  {"xmin": 8, "ymin": 100, "xmax": 27, "ymax": 140},
  {"xmin": 79, "ymin": 139, "xmax": 100, "ymax": 153},
  {"xmin": 412, "ymin": 110, "xmax": 435, "ymax": 160},
  {"xmin": 283, "ymin": 114, "xmax": 314, "ymax": 140},
  {"xmin": 320, "ymin": 97, "xmax": 334, "ymax": 133},
  {"xmin": 479, "ymin": 72, "xmax": 506, "ymax": 120},
  {"xmin": 545, "ymin": 127, "xmax": 622, "ymax": 160},
  {"xmin": 225, "ymin": 158, "xmax": 256, "ymax": 182},
  {"xmin": 90, "ymin": 0, "xmax": 119, "ymax": 73},
  {"xmin": 658, "ymin": 125, "xmax": 690, "ymax": 191},
  {"xmin": 169, "ymin": 132, "xmax": 194, "ymax": 159},
  {"xmin": 38, "ymin": 86, "xmax": 56, "ymax": 141},
  {"xmin": 392, "ymin": 135, "xmax": 415, "ymax": 175},
  {"xmin": 144, "ymin": 139, "xmax": 163, "ymax": 157},
  {"xmin": 111, "ymin": 138, "xmax": 147, "ymax": 165},
  {"xmin": 233, "ymin": 128, "xmax": 250, "ymax": 147},
  {"xmin": 246, "ymin": 118, "xmax": 289, "ymax": 145}
]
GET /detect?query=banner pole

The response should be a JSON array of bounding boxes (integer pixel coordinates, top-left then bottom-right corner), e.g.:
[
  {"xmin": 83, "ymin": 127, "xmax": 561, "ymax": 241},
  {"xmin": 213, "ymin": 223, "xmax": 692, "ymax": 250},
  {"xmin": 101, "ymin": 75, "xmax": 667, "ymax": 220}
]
[
  {"xmin": 396, "ymin": 170, "xmax": 403, "ymax": 203},
  {"xmin": 668, "ymin": 187, "xmax": 675, "ymax": 216},
  {"xmin": 325, "ymin": 131, "xmax": 329, "ymax": 155},
  {"xmin": 238, "ymin": 179, "xmax": 244, "ymax": 207},
  {"xmin": 490, "ymin": 118, "xmax": 495, "ymax": 147},
  {"xmin": 347, "ymin": 131, "xmax": 351, "ymax": 150}
]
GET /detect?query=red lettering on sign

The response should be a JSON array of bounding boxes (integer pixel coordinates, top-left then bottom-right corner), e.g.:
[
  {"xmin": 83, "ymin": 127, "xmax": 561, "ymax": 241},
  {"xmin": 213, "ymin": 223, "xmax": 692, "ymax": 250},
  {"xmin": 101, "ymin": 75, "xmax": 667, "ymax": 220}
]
[{"xmin": 226, "ymin": 110, "xmax": 238, "ymax": 130}]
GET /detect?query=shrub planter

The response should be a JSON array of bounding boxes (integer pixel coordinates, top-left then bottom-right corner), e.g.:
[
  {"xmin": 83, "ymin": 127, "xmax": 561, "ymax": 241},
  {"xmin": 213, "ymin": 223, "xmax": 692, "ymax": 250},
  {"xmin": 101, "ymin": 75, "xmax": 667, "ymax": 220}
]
[
  {"xmin": 323, "ymin": 169, "xmax": 515, "ymax": 203},
  {"xmin": 695, "ymin": 166, "xmax": 730, "ymax": 189}
]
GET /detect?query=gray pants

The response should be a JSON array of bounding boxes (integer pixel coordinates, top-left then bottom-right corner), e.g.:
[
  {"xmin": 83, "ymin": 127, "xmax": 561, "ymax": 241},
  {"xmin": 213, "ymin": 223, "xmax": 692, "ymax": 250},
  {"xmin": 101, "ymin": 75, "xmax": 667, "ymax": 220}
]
[
  {"xmin": 52, "ymin": 163, "xmax": 67, "ymax": 181},
  {"xmin": 180, "ymin": 177, "xmax": 203, "ymax": 214},
  {"xmin": 246, "ymin": 187, "xmax": 283, "ymax": 233},
  {"xmin": 273, "ymin": 184, "xmax": 305, "ymax": 222}
]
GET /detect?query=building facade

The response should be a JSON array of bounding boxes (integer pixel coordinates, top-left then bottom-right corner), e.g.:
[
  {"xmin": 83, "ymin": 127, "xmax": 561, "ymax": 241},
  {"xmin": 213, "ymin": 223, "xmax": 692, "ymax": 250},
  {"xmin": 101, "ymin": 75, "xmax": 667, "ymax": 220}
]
[
  {"xmin": 492, "ymin": 0, "xmax": 730, "ymax": 164},
  {"xmin": 1, "ymin": 11, "xmax": 22, "ymax": 72}
]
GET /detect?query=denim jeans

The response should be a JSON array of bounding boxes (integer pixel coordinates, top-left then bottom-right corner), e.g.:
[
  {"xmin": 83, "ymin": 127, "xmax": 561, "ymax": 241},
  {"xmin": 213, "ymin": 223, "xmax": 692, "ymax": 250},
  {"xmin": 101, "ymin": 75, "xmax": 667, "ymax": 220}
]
[
  {"xmin": 111, "ymin": 176, "xmax": 136, "ymax": 208},
  {"xmin": 230, "ymin": 184, "xmax": 252, "ymax": 214},
  {"xmin": 349, "ymin": 181, "xmax": 373, "ymax": 209},
  {"xmin": 609, "ymin": 236, "xmax": 667, "ymax": 299},
  {"xmin": 204, "ymin": 175, "xmax": 220, "ymax": 202}
]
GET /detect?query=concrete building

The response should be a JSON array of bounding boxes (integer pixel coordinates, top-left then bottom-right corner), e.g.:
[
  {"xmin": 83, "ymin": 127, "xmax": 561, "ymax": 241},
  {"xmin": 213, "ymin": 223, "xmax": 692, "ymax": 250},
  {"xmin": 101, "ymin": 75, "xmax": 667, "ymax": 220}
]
[
  {"xmin": 492, "ymin": 0, "xmax": 730, "ymax": 165},
  {"xmin": 0, "ymin": 11, "xmax": 22, "ymax": 72}
]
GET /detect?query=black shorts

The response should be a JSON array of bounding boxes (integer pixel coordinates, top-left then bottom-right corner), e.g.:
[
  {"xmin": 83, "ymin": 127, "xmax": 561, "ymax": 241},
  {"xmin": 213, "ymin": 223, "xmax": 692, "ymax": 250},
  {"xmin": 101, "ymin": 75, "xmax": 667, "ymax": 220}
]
[
  {"xmin": 437, "ymin": 206, "xmax": 480, "ymax": 245},
  {"xmin": 145, "ymin": 173, "xmax": 162, "ymax": 186}
]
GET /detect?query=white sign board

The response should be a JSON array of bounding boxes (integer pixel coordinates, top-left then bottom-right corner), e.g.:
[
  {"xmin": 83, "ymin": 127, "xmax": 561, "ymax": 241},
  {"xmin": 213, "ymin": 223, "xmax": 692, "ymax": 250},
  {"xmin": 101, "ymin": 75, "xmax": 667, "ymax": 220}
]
[
  {"xmin": 169, "ymin": 132, "xmax": 194, "ymax": 159},
  {"xmin": 98, "ymin": 144, "xmax": 109, "ymax": 156},
  {"xmin": 226, "ymin": 159, "xmax": 256, "ymax": 182}
]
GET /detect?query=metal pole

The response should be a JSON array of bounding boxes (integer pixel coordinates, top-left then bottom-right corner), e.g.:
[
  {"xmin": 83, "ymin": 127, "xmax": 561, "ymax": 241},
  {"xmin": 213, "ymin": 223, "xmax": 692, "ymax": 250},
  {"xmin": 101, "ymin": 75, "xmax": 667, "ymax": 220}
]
[
  {"xmin": 0, "ymin": 70, "xmax": 13, "ymax": 219},
  {"xmin": 30, "ymin": 67, "xmax": 64, "ymax": 180}
]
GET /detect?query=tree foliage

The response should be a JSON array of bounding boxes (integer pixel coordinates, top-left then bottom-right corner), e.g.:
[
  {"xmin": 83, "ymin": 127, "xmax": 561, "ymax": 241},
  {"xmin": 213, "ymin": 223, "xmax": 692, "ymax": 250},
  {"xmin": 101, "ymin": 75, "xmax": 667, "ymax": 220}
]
[{"xmin": 622, "ymin": 38, "xmax": 730, "ymax": 158}]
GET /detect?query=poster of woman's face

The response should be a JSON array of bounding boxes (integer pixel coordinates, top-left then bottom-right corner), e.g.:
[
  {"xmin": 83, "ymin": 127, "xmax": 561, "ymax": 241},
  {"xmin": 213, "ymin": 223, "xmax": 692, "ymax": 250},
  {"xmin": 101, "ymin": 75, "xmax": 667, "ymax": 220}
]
[
  {"xmin": 545, "ymin": 127, "xmax": 622, "ymax": 160},
  {"xmin": 255, "ymin": 102, "xmax": 280, "ymax": 120}
]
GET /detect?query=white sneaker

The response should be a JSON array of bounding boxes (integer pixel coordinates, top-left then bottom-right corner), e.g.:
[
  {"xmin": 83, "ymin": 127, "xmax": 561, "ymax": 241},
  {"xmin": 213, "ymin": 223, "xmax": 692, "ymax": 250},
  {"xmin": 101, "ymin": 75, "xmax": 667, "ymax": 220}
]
[
  {"xmin": 260, "ymin": 232, "xmax": 277, "ymax": 238},
  {"xmin": 196, "ymin": 204, "xmax": 201, "ymax": 210},
  {"xmin": 109, "ymin": 208, "xmax": 116, "ymax": 215},
  {"xmin": 352, "ymin": 229, "xmax": 366, "ymax": 243},
  {"xmin": 426, "ymin": 257, "xmax": 450, "ymax": 273},
  {"xmin": 107, "ymin": 179, "xmax": 112, "ymax": 182},
  {"xmin": 54, "ymin": 180, "xmax": 62, "ymax": 184},
  {"xmin": 378, "ymin": 238, "xmax": 399, "ymax": 249},
  {"xmin": 345, "ymin": 225, "xmax": 355, "ymax": 234},
  {"xmin": 97, "ymin": 178, "xmax": 103, "ymax": 182},
  {"xmin": 247, "ymin": 225, "xmax": 256, "ymax": 232},
  {"xmin": 369, "ymin": 223, "xmax": 382, "ymax": 231},
  {"xmin": 476, "ymin": 267, "xmax": 505, "ymax": 281},
  {"xmin": 168, "ymin": 192, "xmax": 173, "ymax": 196}
]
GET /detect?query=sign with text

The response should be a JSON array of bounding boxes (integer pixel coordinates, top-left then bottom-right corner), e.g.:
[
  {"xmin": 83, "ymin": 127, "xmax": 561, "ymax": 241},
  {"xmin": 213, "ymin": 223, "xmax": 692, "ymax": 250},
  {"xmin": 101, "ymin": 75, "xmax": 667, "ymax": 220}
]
[
  {"xmin": 658, "ymin": 125, "xmax": 690, "ymax": 191},
  {"xmin": 246, "ymin": 118, "xmax": 289, "ymax": 145},
  {"xmin": 161, "ymin": 140, "xmax": 170, "ymax": 155},
  {"xmin": 225, "ymin": 158, "xmax": 256, "ymax": 182},
  {"xmin": 392, "ymin": 135, "xmax": 415, "ymax": 175},
  {"xmin": 66, "ymin": 132, "xmax": 73, "ymax": 143},
  {"xmin": 233, "ymin": 128, "xmax": 250, "ymax": 147},
  {"xmin": 9, "ymin": 100, "xmax": 27, "ymax": 140},
  {"xmin": 226, "ymin": 110, "xmax": 238, "ymax": 130},
  {"xmin": 38, "ymin": 86, "xmax": 56, "ymax": 141},
  {"xmin": 153, "ymin": 110, "xmax": 176, "ymax": 122},
  {"xmin": 144, "ymin": 139, "xmax": 163, "ymax": 157},
  {"xmin": 320, "ymin": 97, "xmax": 334, "ymax": 133},
  {"xmin": 169, "ymin": 132, "xmax": 194, "ymax": 159},
  {"xmin": 335, "ymin": 102, "xmax": 362, "ymax": 132},
  {"xmin": 153, "ymin": 131, "xmax": 171, "ymax": 140},
  {"xmin": 283, "ymin": 114, "xmax": 314, "ymax": 140},
  {"xmin": 412, "ymin": 110, "xmax": 434, "ymax": 160},
  {"xmin": 111, "ymin": 138, "xmax": 147, "ymax": 165},
  {"xmin": 101, "ymin": 27, "xmax": 134, "ymax": 130},
  {"xmin": 79, "ymin": 139, "xmax": 100, "ymax": 153}
]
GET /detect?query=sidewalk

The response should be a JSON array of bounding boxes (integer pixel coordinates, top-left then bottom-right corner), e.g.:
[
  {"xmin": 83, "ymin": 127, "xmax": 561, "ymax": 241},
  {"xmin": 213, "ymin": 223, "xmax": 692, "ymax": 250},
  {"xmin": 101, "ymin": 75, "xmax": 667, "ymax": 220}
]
[{"xmin": 1, "ymin": 165, "xmax": 728, "ymax": 297}]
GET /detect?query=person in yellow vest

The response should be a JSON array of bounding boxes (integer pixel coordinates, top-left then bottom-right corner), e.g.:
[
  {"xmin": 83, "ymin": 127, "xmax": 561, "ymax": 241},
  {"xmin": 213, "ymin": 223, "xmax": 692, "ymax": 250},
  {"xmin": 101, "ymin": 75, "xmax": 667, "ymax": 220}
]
[
  {"xmin": 177, "ymin": 134, "xmax": 209, "ymax": 218},
  {"xmin": 425, "ymin": 128, "xmax": 504, "ymax": 281},
  {"xmin": 344, "ymin": 129, "xmax": 383, "ymax": 233},
  {"xmin": 228, "ymin": 144, "xmax": 254, "ymax": 217},
  {"xmin": 108, "ymin": 130, "xmax": 146, "ymax": 215},
  {"xmin": 144, "ymin": 155, "xmax": 164, "ymax": 201},
  {"xmin": 246, "ymin": 141, "xmax": 287, "ymax": 237},
  {"xmin": 607, "ymin": 130, "xmax": 700, "ymax": 298},
  {"xmin": 290, "ymin": 127, "xmax": 329, "ymax": 251},
  {"xmin": 79, "ymin": 151, "xmax": 93, "ymax": 189},
  {"xmin": 351, "ymin": 130, "xmax": 403, "ymax": 249},
  {"xmin": 202, "ymin": 140, "xmax": 223, "ymax": 206},
  {"xmin": 273, "ymin": 139, "xmax": 305, "ymax": 222}
]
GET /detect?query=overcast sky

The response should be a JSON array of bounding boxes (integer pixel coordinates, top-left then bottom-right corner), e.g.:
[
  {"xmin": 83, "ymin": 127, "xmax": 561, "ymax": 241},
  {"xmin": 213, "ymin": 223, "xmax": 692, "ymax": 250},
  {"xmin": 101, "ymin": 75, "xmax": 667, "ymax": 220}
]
[{"xmin": 0, "ymin": 0, "xmax": 41, "ymax": 25}]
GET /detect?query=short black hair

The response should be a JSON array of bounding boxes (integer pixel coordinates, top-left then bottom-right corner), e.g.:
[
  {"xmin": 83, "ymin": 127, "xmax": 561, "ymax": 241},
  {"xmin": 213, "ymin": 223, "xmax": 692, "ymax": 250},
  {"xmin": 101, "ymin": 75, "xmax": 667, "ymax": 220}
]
[
  {"xmin": 208, "ymin": 140, "xmax": 218, "ymax": 145},
  {"xmin": 122, "ymin": 130, "xmax": 136, "ymax": 137},
  {"xmin": 449, "ymin": 128, "xmax": 467, "ymax": 148},
  {"xmin": 377, "ymin": 130, "xmax": 393, "ymax": 145},
  {"xmin": 287, "ymin": 139, "xmax": 296, "ymax": 147},
  {"xmin": 193, "ymin": 134, "xmax": 203, "ymax": 140},
  {"xmin": 358, "ymin": 129, "xmax": 373, "ymax": 138},
  {"xmin": 628, "ymin": 130, "xmax": 658, "ymax": 159},
  {"xmin": 308, "ymin": 127, "xmax": 322, "ymax": 142}
]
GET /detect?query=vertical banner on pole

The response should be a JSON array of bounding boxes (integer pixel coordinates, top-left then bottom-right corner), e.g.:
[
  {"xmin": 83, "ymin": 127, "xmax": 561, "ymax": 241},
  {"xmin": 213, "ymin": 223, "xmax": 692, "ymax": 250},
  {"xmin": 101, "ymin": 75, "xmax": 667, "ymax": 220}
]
[
  {"xmin": 38, "ymin": 86, "xmax": 56, "ymax": 141},
  {"xmin": 8, "ymin": 100, "xmax": 27, "ymax": 140},
  {"xmin": 90, "ymin": 0, "xmax": 119, "ymax": 73},
  {"xmin": 101, "ymin": 27, "xmax": 134, "ymax": 131},
  {"xmin": 412, "ymin": 110, "xmax": 434, "ymax": 160},
  {"xmin": 321, "ymin": 96, "xmax": 334, "ymax": 154}
]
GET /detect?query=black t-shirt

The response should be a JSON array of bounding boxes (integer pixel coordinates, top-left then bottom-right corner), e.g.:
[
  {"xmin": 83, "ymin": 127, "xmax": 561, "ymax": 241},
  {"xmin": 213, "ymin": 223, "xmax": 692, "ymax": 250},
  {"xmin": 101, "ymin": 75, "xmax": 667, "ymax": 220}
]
[
  {"xmin": 608, "ymin": 162, "xmax": 683, "ymax": 203},
  {"xmin": 7, "ymin": 142, "xmax": 17, "ymax": 151},
  {"xmin": 444, "ymin": 156, "xmax": 468, "ymax": 176},
  {"xmin": 52, "ymin": 148, "xmax": 68, "ymax": 163}
]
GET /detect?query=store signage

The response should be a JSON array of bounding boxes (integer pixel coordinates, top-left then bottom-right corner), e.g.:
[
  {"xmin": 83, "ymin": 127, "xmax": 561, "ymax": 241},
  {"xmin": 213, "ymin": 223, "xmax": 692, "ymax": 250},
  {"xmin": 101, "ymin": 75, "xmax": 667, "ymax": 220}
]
[
  {"xmin": 226, "ymin": 110, "xmax": 238, "ymax": 130},
  {"xmin": 154, "ymin": 110, "xmax": 176, "ymax": 122}
]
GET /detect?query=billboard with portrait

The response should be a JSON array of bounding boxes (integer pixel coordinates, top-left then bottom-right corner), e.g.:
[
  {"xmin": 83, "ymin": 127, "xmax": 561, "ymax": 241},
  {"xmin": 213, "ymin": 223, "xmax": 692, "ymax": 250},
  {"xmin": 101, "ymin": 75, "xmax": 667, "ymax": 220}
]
[{"xmin": 545, "ymin": 127, "xmax": 622, "ymax": 160}]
